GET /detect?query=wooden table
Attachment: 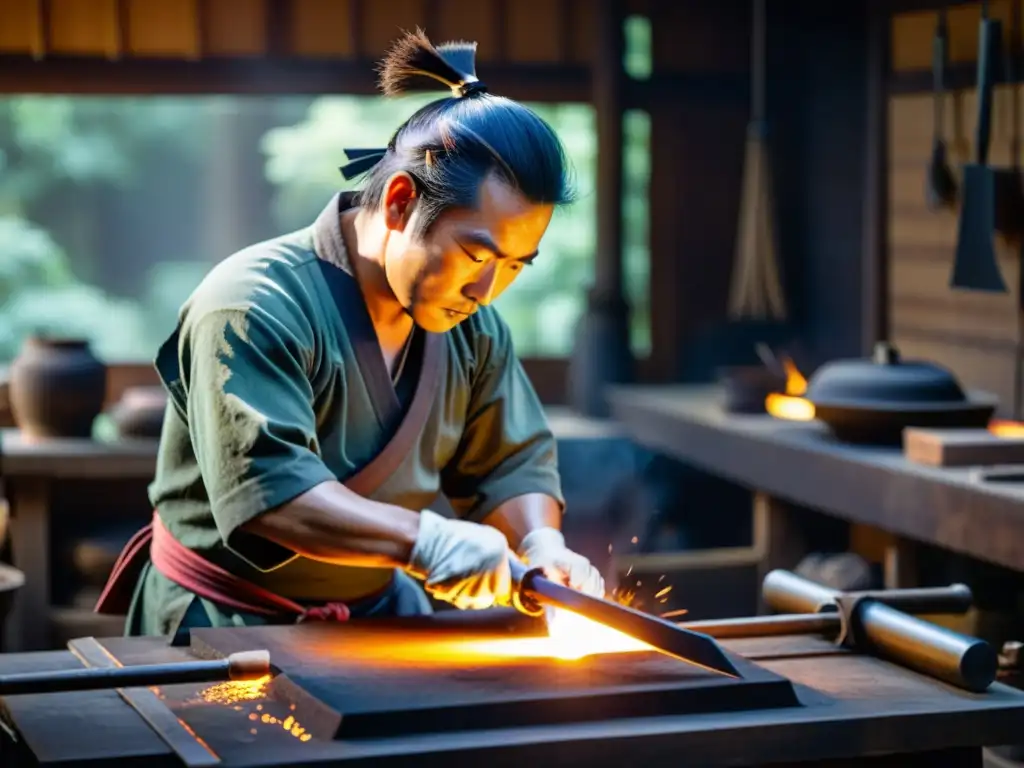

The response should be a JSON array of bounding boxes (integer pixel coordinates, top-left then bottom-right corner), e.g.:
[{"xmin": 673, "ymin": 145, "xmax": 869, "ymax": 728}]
[
  {"xmin": 1, "ymin": 629, "xmax": 1023, "ymax": 767},
  {"xmin": 0, "ymin": 430, "xmax": 159, "ymax": 651},
  {"xmin": 607, "ymin": 385, "xmax": 1024, "ymax": 578}
]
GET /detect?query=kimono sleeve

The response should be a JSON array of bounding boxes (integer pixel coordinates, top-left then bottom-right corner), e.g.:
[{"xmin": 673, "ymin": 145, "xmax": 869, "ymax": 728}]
[
  {"xmin": 441, "ymin": 314, "xmax": 564, "ymax": 522},
  {"xmin": 178, "ymin": 303, "xmax": 337, "ymax": 570}
]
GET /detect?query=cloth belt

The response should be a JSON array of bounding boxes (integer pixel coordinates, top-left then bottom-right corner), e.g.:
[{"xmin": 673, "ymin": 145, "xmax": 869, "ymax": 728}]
[{"xmin": 95, "ymin": 512, "xmax": 352, "ymax": 622}]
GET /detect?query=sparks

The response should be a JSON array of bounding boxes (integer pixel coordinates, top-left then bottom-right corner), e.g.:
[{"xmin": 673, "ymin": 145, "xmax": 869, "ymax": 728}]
[
  {"xmin": 654, "ymin": 586, "xmax": 672, "ymax": 599},
  {"xmin": 660, "ymin": 608, "xmax": 689, "ymax": 618}
]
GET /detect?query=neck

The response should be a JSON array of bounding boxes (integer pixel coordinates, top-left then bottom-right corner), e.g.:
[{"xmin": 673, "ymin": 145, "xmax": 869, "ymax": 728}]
[{"xmin": 340, "ymin": 207, "xmax": 413, "ymax": 346}]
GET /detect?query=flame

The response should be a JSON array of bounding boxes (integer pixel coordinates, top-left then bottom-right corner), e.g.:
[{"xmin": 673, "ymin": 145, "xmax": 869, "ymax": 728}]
[
  {"xmin": 990, "ymin": 420, "xmax": 1024, "ymax": 438},
  {"xmin": 765, "ymin": 356, "xmax": 815, "ymax": 421}
]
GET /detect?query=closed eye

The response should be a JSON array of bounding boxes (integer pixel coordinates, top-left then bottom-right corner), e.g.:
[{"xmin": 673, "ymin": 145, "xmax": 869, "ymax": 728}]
[{"xmin": 458, "ymin": 242, "xmax": 485, "ymax": 263}]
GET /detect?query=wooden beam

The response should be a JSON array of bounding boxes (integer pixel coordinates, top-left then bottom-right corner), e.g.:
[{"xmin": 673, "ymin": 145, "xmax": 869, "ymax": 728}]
[
  {"xmin": 0, "ymin": 54, "xmax": 590, "ymax": 101},
  {"xmin": 264, "ymin": 0, "xmax": 290, "ymax": 58},
  {"xmin": 863, "ymin": 0, "xmax": 891, "ymax": 353},
  {"xmin": 889, "ymin": 59, "xmax": 1022, "ymax": 93}
]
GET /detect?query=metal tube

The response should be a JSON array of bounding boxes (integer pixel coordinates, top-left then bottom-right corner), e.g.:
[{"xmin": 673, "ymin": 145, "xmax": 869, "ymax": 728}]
[
  {"xmin": 681, "ymin": 613, "xmax": 840, "ymax": 639},
  {"xmin": 762, "ymin": 569, "xmax": 974, "ymax": 616},
  {"xmin": 0, "ymin": 651, "xmax": 270, "ymax": 697},
  {"xmin": 854, "ymin": 600, "xmax": 997, "ymax": 693},
  {"xmin": 762, "ymin": 570, "xmax": 840, "ymax": 613}
]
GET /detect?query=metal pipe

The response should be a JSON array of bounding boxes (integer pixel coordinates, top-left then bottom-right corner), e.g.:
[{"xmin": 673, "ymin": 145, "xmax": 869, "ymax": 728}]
[
  {"xmin": 0, "ymin": 650, "xmax": 270, "ymax": 697},
  {"xmin": 681, "ymin": 613, "xmax": 840, "ymax": 639},
  {"xmin": 762, "ymin": 569, "xmax": 974, "ymax": 615},
  {"xmin": 852, "ymin": 600, "xmax": 997, "ymax": 693}
]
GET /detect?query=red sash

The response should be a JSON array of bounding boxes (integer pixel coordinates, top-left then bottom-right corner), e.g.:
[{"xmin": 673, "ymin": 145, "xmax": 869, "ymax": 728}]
[{"xmin": 95, "ymin": 512, "xmax": 353, "ymax": 621}]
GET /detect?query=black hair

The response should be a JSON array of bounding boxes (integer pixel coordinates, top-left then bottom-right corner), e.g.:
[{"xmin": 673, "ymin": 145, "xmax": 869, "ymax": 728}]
[{"xmin": 352, "ymin": 28, "xmax": 577, "ymax": 234}]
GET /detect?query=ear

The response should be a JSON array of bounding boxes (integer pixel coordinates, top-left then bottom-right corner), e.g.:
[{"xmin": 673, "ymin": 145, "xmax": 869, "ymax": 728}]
[{"xmin": 382, "ymin": 172, "xmax": 417, "ymax": 232}]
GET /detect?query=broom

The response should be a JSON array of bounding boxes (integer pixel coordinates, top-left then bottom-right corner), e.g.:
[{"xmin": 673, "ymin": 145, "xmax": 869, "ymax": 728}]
[{"xmin": 728, "ymin": 0, "xmax": 787, "ymax": 321}]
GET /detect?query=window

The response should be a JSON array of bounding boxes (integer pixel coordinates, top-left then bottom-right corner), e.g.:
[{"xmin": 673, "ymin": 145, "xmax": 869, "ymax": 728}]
[{"xmin": 0, "ymin": 93, "xmax": 650, "ymax": 364}]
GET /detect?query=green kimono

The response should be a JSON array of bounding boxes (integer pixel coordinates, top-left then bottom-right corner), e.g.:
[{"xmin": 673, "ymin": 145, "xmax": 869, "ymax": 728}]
[{"xmin": 127, "ymin": 193, "xmax": 563, "ymax": 636}]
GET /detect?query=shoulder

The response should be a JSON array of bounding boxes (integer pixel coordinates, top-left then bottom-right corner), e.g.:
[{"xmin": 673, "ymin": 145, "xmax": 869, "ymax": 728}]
[{"xmin": 180, "ymin": 229, "xmax": 323, "ymax": 342}]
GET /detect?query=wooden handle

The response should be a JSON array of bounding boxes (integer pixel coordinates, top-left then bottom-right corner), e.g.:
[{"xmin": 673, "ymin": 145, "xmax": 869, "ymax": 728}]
[{"xmin": 0, "ymin": 650, "xmax": 270, "ymax": 697}]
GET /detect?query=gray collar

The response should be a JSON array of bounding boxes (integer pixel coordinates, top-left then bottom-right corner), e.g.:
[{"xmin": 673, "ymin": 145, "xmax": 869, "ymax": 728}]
[{"xmin": 311, "ymin": 192, "xmax": 359, "ymax": 274}]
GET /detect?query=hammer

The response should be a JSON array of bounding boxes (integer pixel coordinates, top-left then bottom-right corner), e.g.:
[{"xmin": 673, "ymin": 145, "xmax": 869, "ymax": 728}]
[{"xmin": 0, "ymin": 650, "xmax": 270, "ymax": 697}]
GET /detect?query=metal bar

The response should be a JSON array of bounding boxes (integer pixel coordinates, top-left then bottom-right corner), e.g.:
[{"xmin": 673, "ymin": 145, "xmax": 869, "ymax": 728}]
[
  {"xmin": 0, "ymin": 653, "xmax": 268, "ymax": 696},
  {"xmin": 762, "ymin": 569, "xmax": 974, "ymax": 615},
  {"xmin": 510, "ymin": 559, "xmax": 741, "ymax": 678},
  {"xmin": 681, "ymin": 613, "xmax": 840, "ymax": 639},
  {"xmin": 848, "ymin": 599, "xmax": 997, "ymax": 693},
  {"xmin": 68, "ymin": 637, "xmax": 223, "ymax": 768}
]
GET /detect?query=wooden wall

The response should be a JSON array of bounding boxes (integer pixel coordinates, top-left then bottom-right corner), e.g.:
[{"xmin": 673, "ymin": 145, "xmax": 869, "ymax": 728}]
[
  {"xmin": 889, "ymin": 1, "xmax": 1023, "ymax": 418},
  {"xmin": 0, "ymin": 0, "xmax": 596, "ymax": 63},
  {"xmin": 652, "ymin": 0, "xmax": 870, "ymax": 382}
]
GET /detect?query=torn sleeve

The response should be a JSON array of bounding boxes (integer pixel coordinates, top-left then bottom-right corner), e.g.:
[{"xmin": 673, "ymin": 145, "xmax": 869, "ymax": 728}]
[{"xmin": 179, "ymin": 303, "xmax": 337, "ymax": 571}]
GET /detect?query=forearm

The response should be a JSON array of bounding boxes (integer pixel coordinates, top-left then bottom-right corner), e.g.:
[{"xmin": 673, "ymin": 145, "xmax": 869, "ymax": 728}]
[
  {"xmin": 480, "ymin": 493, "xmax": 562, "ymax": 551},
  {"xmin": 240, "ymin": 481, "xmax": 421, "ymax": 568}
]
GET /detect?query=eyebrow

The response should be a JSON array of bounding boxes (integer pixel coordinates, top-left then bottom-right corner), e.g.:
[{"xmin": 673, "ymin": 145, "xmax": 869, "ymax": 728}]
[{"xmin": 458, "ymin": 232, "xmax": 539, "ymax": 264}]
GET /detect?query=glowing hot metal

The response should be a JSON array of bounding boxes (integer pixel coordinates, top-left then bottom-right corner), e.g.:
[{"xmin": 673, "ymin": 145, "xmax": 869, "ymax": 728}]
[{"xmin": 509, "ymin": 558, "xmax": 741, "ymax": 678}]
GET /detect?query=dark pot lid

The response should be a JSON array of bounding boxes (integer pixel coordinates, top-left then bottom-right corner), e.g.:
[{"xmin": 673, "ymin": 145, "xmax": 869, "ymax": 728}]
[{"xmin": 805, "ymin": 342, "xmax": 981, "ymax": 408}]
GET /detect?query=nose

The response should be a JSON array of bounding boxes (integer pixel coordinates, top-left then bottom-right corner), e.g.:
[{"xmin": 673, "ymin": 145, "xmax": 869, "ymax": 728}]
[{"xmin": 462, "ymin": 262, "xmax": 498, "ymax": 306}]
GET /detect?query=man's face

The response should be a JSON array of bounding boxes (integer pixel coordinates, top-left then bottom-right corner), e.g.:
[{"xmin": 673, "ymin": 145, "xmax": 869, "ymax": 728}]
[{"xmin": 381, "ymin": 172, "xmax": 554, "ymax": 333}]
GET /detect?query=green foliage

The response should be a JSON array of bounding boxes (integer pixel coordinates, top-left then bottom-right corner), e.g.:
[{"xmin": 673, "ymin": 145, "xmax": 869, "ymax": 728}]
[
  {"xmin": 0, "ymin": 97, "xmax": 209, "ymax": 363},
  {"xmin": 0, "ymin": 91, "xmax": 651, "ymax": 364},
  {"xmin": 0, "ymin": 96, "xmax": 202, "ymax": 214}
]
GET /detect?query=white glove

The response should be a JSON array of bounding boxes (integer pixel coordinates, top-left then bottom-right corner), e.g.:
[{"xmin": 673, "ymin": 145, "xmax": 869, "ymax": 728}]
[
  {"xmin": 518, "ymin": 527, "xmax": 605, "ymax": 598},
  {"xmin": 406, "ymin": 509, "xmax": 512, "ymax": 610}
]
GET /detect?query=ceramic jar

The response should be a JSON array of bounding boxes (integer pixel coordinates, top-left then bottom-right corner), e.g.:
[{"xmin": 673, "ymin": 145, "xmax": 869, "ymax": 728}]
[{"xmin": 9, "ymin": 336, "xmax": 107, "ymax": 439}]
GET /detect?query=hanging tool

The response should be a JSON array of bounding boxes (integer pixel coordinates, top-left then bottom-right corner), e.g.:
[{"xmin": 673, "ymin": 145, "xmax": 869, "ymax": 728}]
[
  {"xmin": 509, "ymin": 558, "xmax": 741, "ymax": 678},
  {"xmin": 728, "ymin": 0, "xmax": 787, "ymax": 321},
  {"xmin": 0, "ymin": 649, "xmax": 270, "ymax": 697},
  {"xmin": 927, "ymin": 4, "xmax": 958, "ymax": 211},
  {"xmin": 951, "ymin": 0, "xmax": 1009, "ymax": 292}
]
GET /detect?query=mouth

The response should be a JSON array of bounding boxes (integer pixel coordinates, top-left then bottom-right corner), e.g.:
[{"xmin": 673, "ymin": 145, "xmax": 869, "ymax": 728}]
[{"xmin": 442, "ymin": 307, "xmax": 473, "ymax": 318}]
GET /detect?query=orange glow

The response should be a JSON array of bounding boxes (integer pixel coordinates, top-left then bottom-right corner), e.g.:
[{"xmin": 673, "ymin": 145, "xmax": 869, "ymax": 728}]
[
  {"xmin": 193, "ymin": 677, "xmax": 313, "ymax": 743},
  {"xmin": 765, "ymin": 356, "xmax": 815, "ymax": 421},
  {"xmin": 198, "ymin": 675, "xmax": 271, "ymax": 704},
  {"xmin": 990, "ymin": 420, "xmax": 1024, "ymax": 438}
]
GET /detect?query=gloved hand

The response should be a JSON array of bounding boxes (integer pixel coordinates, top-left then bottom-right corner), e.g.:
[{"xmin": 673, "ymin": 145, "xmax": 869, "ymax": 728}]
[
  {"xmin": 405, "ymin": 509, "xmax": 512, "ymax": 610},
  {"xmin": 517, "ymin": 527, "xmax": 605, "ymax": 598}
]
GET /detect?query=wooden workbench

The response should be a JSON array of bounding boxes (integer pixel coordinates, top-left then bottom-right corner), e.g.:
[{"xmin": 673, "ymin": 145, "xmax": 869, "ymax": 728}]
[
  {"xmin": 606, "ymin": 385, "xmax": 1024, "ymax": 575},
  {"xmin": 1, "ymin": 630, "xmax": 1022, "ymax": 767},
  {"xmin": 0, "ymin": 429, "xmax": 158, "ymax": 652}
]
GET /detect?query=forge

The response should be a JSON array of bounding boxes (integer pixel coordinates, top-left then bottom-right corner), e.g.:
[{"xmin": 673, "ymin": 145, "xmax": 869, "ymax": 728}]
[{"xmin": 188, "ymin": 609, "xmax": 800, "ymax": 740}]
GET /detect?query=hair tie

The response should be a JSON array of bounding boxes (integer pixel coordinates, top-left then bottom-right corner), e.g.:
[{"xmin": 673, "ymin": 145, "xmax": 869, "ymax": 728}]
[
  {"xmin": 339, "ymin": 147, "xmax": 388, "ymax": 180},
  {"xmin": 455, "ymin": 79, "xmax": 488, "ymax": 98}
]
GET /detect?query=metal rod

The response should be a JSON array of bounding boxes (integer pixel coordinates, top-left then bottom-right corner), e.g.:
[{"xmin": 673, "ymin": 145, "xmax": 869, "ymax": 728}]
[
  {"xmin": 761, "ymin": 570, "xmax": 996, "ymax": 692},
  {"xmin": 852, "ymin": 600, "xmax": 996, "ymax": 693},
  {"xmin": 509, "ymin": 558, "xmax": 741, "ymax": 678},
  {"xmin": 681, "ymin": 612, "xmax": 840, "ymax": 639},
  {"xmin": 762, "ymin": 569, "xmax": 974, "ymax": 615},
  {"xmin": 0, "ymin": 650, "xmax": 270, "ymax": 697}
]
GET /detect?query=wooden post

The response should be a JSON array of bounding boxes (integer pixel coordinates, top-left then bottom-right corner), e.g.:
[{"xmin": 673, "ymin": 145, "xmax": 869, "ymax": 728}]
[
  {"xmin": 752, "ymin": 492, "xmax": 809, "ymax": 614},
  {"xmin": 567, "ymin": 0, "xmax": 634, "ymax": 416},
  {"xmin": 861, "ymin": 0, "xmax": 890, "ymax": 357}
]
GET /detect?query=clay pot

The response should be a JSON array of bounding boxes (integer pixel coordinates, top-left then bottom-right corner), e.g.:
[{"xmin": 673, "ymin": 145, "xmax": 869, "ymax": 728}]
[
  {"xmin": 9, "ymin": 336, "xmax": 107, "ymax": 439},
  {"xmin": 110, "ymin": 385, "xmax": 167, "ymax": 439}
]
